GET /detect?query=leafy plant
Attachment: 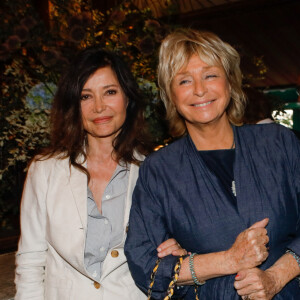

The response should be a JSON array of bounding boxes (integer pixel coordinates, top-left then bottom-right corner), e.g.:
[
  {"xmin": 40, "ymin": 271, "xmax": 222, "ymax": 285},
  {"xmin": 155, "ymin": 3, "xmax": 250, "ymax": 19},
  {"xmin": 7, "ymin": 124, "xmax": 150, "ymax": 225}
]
[
  {"xmin": 0, "ymin": 0, "xmax": 172, "ymax": 229},
  {"xmin": 0, "ymin": 0, "xmax": 267, "ymax": 230}
]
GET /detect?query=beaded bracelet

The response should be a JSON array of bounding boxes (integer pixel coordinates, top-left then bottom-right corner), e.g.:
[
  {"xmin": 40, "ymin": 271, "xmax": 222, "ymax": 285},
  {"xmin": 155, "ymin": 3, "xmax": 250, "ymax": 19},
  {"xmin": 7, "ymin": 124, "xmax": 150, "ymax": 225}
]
[
  {"xmin": 189, "ymin": 253, "xmax": 206, "ymax": 286},
  {"xmin": 286, "ymin": 249, "xmax": 300, "ymax": 268}
]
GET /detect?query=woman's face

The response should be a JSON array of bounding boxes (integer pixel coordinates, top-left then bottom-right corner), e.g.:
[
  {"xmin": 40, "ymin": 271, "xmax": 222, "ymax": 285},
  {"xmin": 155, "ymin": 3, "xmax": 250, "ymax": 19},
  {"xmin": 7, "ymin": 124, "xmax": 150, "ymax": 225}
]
[
  {"xmin": 80, "ymin": 66, "xmax": 128, "ymax": 141},
  {"xmin": 170, "ymin": 54, "xmax": 231, "ymax": 130}
]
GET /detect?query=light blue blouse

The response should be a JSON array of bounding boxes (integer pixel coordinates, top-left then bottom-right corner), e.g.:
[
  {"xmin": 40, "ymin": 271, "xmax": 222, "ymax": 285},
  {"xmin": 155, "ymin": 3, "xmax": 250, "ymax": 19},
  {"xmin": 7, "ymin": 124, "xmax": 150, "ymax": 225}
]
[{"xmin": 84, "ymin": 163, "xmax": 129, "ymax": 281}]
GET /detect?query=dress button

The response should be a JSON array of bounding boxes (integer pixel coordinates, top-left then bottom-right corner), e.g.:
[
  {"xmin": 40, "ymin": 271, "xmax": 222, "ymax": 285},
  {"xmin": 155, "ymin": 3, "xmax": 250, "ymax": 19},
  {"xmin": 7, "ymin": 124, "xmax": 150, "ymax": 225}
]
[
  {"xmin": 100, "ymin": 246, "xmax": 105, "ymax": 252},
  {"xmin": 94, "ymin": 281, "xmax": 101, "ymax": 289},
  {"xmin": 105, "ymin": 194, "xmax": 111, "ymax": 199},
  {"xmin": 111, "ymin": 250, "xmax": 119, "ymax": 258},
  {"xmin": 104, "ymin": 219, "xmax": 109, "ymax": 225}
]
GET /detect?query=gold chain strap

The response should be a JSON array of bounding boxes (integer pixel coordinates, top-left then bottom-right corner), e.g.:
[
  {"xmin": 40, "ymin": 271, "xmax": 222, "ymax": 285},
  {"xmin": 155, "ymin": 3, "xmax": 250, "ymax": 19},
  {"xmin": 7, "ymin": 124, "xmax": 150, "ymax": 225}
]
[
  {"xmin": 163, "ymin": 256, "xmax": 183, "ymax": 299},
  {"xmin": 147, "ymin": 258, "xmax": 162, "ymax": 300},
  {"xmin": 194, "ymin": 285, "xmax": 199, "ymax": 300},
  {"xmin": 147, "ymin": 256, "xmax": 200, "ymax": 300}
]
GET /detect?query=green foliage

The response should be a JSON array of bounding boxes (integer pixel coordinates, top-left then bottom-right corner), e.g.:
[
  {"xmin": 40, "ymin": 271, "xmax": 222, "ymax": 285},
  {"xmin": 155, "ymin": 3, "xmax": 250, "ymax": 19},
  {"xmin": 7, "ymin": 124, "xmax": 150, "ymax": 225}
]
[
  {"xmin": 0, "ymin": 0, "xmax": 267, "ymax": 230},
  {"xmin": 138, "ymin": 78, "xmax": 169, "ymax": 143},
  {"xmin": 0, "ymin": 0, "xmax": 171, "ymax": 172},
  {"xmin": 0, "ymin": 0, "xmax": 172, "ymax": 229}
]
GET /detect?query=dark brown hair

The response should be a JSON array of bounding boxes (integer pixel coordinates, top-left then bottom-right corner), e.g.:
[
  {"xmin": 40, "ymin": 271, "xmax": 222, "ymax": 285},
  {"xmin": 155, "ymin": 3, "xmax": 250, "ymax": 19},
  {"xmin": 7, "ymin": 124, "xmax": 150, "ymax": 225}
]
[{"xmin": 38, "ymin": 46, "xmax": 152, "ymax": 176}]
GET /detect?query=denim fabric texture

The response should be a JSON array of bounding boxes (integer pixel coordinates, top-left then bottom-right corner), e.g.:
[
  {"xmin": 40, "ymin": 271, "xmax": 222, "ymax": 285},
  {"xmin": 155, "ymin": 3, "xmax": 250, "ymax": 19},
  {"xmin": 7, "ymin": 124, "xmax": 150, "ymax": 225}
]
[{"xmin": 125, "ymin": 123, "xmax": 300, "ymax": 299}]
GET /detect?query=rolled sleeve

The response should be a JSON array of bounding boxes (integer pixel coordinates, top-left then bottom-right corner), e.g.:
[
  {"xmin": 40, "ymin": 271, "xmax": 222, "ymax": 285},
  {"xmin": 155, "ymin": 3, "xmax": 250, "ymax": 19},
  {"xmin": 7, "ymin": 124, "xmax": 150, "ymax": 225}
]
[{"xmin": 125, "ymin": 162, "xmax": 190, "ymax": 299}]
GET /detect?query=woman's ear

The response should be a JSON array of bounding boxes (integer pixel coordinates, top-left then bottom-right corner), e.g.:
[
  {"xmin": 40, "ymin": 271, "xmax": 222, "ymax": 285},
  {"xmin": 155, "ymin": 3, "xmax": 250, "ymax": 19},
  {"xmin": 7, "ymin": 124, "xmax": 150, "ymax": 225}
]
[{"xmin": 228, "ymin": 82, "xmax": 232, "ymax": 93}]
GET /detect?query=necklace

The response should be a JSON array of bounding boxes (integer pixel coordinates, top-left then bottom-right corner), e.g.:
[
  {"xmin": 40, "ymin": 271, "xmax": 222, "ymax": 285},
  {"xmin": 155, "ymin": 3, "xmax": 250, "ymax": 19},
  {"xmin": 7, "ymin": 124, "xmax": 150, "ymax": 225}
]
[
  {"xmin": 231, "ymin": 132, "xmax": 236, "ymax": 196},
  {"xmin": 230, "ymin": 137, "xmax": 235, "ymax": 149},
  {"xmin": 231, "ymin": 180, "xmax": 236, "ymax": 196}
]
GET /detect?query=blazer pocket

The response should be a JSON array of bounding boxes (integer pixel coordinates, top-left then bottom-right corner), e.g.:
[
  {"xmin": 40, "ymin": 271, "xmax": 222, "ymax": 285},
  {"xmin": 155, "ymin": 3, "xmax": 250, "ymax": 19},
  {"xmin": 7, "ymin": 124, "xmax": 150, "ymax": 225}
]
[{"xmin": 45, "ymin": 276, "xmax": 73, "ymax": 300}]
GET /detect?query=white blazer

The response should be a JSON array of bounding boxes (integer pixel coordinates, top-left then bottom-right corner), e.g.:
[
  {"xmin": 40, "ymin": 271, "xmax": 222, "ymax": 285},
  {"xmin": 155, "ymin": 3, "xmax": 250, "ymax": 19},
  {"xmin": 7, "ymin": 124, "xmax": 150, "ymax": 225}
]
[{"xmin": 15, "ymin": 155, "xmax": 146, "ymax": 300}]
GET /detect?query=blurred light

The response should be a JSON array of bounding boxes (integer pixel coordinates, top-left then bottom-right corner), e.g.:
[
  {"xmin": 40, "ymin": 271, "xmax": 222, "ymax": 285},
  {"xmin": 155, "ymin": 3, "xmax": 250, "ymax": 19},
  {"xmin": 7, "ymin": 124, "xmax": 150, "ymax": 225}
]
[
  {"xmin": 154, "ymin": 145, "xmax": 164, "ymax": 151},
  {"xmin": 272, "ymin": 109, "xmax": 293, "ymax": 129}
]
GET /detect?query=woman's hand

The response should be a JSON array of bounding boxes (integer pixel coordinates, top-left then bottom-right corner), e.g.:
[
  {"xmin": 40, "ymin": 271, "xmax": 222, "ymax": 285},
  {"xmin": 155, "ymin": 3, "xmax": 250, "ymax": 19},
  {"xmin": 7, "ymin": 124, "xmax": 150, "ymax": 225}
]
[
  {"xmin": 234, "ymin": 268, "xmax": 278, "ymax": 300},
  {"xmin": 234, "ymin": 251, "xmax": 300, "ymax": 300},
  {"xmin": 226, "ymin": 218, "xmax": 269, "ymax": 272},
  {"xmin": 157, "ymin": 238, "xmax": 188, "ymax": 258}
]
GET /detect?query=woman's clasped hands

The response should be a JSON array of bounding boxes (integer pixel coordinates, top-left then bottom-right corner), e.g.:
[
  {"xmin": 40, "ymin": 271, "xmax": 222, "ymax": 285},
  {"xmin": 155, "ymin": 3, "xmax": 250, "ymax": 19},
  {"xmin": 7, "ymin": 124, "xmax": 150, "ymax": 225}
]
[
  {"xmin": 228, "ymin": 217, "xmax": 273, "ymax": 300},
  {"xmin": 226, "ymin": 218, "xmax": 269, "ymax": 272},
  {"xmin": 235, "ymin": 268, "xmax": 278, "ymax": 300}
]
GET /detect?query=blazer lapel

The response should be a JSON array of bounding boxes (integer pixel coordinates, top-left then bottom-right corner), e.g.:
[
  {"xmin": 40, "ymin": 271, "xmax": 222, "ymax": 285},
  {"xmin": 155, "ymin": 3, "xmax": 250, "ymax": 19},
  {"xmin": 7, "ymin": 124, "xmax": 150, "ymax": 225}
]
[
  {"xmin": 68, "ymin": 163, "xmax": 88, "ymax": 229},
  {"xmin": 124, "ymin": 164, "xmax": 138, "ymax": 229},
  {"xmin": 124, "ymin": 152, "xmax": 144, "ymax": 231}
]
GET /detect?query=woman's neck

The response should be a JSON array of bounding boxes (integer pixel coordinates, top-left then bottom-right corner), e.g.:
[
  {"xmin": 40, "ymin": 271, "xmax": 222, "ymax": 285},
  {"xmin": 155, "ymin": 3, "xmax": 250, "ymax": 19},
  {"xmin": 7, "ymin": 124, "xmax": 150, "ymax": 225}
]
[
  {"xmin": 85, "ymin": 135, "xmax": 118, "ymax": 213},
  {"xmin": 86, "ymin": 135, "xmax": 115, "ymax": 163},
  {"xmin": 187, "ymin": 118, "xmax": 234, "ymax": 151}
]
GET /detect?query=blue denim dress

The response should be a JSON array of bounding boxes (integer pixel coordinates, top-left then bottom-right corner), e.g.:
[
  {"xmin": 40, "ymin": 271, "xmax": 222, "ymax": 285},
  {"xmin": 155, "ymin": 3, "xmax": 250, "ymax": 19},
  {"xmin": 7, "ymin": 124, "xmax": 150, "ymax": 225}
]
[{"xmin": 125, "ymin": 124, "xmax": 300, "ymax": 299}]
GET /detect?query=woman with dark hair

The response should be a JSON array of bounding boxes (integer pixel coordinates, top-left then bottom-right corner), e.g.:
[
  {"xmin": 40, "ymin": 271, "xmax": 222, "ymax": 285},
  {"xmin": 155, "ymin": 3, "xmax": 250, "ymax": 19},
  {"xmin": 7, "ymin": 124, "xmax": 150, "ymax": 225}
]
[{"xmin": 15, "ymin": 47, "xmax": 185, "ymax": 300}]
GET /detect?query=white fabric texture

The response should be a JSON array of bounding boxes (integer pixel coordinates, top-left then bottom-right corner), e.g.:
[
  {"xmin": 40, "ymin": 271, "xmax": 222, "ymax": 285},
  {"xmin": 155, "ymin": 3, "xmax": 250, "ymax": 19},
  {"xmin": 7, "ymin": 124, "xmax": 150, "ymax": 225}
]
[{"xmin": 15, "ymin": 154, "xmax": 145, "ymax": 300}]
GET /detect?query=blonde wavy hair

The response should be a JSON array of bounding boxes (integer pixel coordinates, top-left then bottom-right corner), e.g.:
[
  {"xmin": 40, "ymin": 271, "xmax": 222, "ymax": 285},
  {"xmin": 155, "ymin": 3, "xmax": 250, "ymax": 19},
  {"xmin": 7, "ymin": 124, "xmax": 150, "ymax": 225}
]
[{"xmin": 157, "ymin": 28, "xmax": 246, "ymax": 137}]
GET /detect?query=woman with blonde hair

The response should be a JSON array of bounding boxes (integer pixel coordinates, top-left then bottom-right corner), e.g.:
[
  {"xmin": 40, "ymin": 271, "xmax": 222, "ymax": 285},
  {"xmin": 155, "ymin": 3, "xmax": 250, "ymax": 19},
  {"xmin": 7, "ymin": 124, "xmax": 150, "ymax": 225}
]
[{"xmin": 125, "ymin": 29, "xmax": 300, "ymax": 299}]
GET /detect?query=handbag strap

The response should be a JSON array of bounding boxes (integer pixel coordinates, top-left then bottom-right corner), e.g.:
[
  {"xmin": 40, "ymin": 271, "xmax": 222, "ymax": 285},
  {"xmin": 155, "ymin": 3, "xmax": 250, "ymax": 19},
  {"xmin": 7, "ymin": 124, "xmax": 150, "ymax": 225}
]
[
  {"xmin": 147, "ymin": 258, "xmax": 162, "ymax": 299},
  {"xmin": 164, "ymin": 256, "xmax": 183, "ymax": 299},
  {"xmin": 147, "ymin": 256, "xmax": 200, "ymax": 300},
  {"xmin": 147, "ymin": 256, "xmax": 183, "ymax": 300}
]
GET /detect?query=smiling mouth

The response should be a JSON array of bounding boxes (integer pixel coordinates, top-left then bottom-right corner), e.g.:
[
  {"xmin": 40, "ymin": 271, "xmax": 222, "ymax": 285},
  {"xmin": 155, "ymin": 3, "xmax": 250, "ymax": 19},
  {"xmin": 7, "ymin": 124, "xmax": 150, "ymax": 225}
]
[
  {"xmin": 93, "ymin": 116, "xmax": 112, "ymax": 123},
  {"xmin": 193, "ymin": 101, "xmax": 213, "ymax": 107}
]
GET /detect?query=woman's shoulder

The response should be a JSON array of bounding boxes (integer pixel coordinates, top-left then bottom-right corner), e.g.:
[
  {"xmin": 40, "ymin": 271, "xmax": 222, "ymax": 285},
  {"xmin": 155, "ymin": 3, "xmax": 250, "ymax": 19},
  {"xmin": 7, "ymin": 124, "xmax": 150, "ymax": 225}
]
[
  {"xmin": 238, "ymin": 123, "xmax": 296, "ymax": 140},
  {"xmin": 29, "ymin": 153, "xmax": 69, "ymax": 173},
  {"xmin": 133, "ymin": 151, "xmax": 146, "ymax": 162},
  {"xmin": 237, "ymin": 123, "xmax": 300, "ymax": 156},
  {"xmin": 141, "ymin": 137, "xmax": 187, "ymax": 172}
]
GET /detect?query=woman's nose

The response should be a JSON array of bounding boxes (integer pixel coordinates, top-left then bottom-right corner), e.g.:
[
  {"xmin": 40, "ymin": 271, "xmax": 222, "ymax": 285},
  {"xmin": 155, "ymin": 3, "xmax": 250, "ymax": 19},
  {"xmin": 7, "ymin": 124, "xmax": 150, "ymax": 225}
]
[
  {"xmin": 194, "ymin": 80, "xmax": 207, "ymax": 97},
  {"xmin": 93, "ymin": 96, "xmax": 106, "ymax": 113}
]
